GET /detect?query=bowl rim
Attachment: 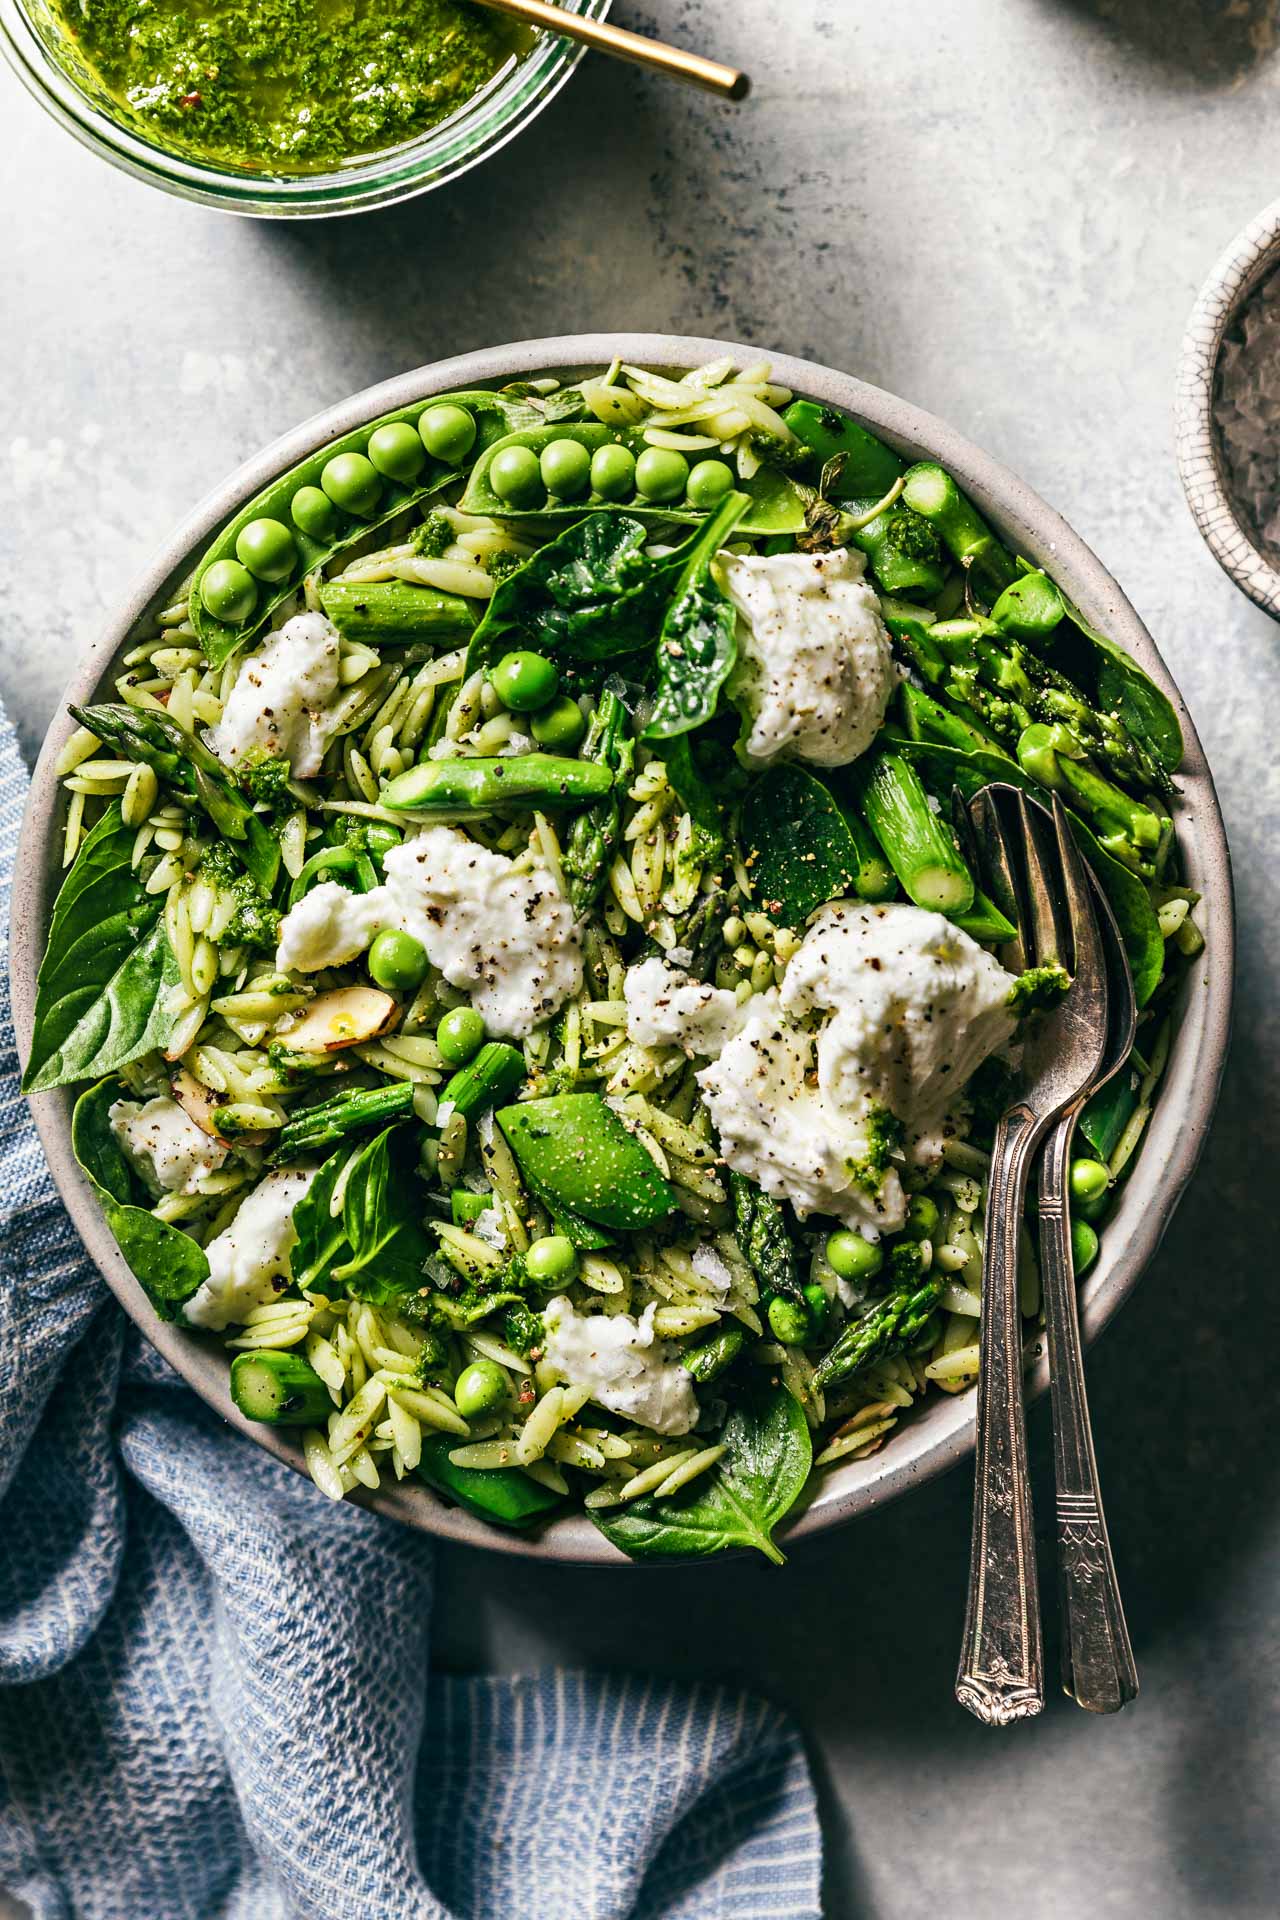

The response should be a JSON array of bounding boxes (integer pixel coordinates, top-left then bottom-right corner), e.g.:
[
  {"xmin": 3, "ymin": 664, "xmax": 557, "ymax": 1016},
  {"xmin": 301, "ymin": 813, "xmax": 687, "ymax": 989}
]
[
  {"xmin": 1175, "ymin": 192, "xmax": 1280, "ymax": 616},
  {"xmin": 0, "ymin": 0, "xmax": 608, "ymax": 218},
  {"xmin": 10, "ymin": 332, "xmax": 1236, "ymax": 1564}
]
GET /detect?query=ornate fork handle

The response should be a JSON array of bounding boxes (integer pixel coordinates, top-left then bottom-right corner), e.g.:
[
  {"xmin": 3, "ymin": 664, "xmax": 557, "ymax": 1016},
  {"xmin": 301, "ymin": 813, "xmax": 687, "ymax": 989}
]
[
  {"xmin": 956, "ymin": 1102, "xmax": 1045, "ymax": 1725},
  {"xmin": 1039, "ymin": 1116, "xmax": 1138, "ymax": 1713}
]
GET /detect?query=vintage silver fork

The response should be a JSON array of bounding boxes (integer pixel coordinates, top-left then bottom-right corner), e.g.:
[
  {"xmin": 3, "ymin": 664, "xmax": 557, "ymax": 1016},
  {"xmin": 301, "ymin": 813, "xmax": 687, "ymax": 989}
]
[
  {"xmin": 1039, "ymin": 865, "xmax": 1139, "ymax": 1713},
  {"xmin": 955, "ymin": 784, "xmax": 1109, "ymax": 1726}
]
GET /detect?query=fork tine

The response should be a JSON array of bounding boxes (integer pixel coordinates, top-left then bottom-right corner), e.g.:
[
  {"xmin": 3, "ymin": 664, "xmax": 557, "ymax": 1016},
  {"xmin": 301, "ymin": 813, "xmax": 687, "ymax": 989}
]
[
  {"xmin": 969, "ymin": 786, "xmax": 1028, "ymax": 973},
  {"xmin": 1014, "ymin": 789, "xmax": 1065, "ymax": 970},
  {"xmin": 1049, "ymin": 794, "xmax": 1106, "ymax": 999}
]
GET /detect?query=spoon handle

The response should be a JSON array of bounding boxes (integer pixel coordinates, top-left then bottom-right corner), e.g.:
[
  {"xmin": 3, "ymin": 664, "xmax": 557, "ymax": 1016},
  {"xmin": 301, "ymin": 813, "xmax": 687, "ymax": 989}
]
[
  {"xmin": 1039, "ymin": 1114, "xmax": 1138, "ymax": 1713},
  {"xmin": 473, "ymin": 0, "xmax": 750, "ymax": 99},
  {"xmin": 956, "ymin": 1103, "xmax": 1045, "ymax": 1726}
]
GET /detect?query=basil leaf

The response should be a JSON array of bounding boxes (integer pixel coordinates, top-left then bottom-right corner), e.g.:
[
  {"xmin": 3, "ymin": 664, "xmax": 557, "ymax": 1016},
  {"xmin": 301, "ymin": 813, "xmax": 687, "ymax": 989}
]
[
  {"xmin": 593, "ymin": 1381, "xmax": 812, "ymax": 1565},
  {"xmin": 329, "ymin": 1126, "xmax": 431, "ymax": 1304},
  {"xmin": 289, "ymin": 1146, "xmax": 352, "ymax": 1296},
  {"xmin": 26, "ymin": 804, "xmax": 182, "ymax": 1093},
  {"xmin": 643, "ymin": 493, "xmax": 749, "ymax": 739},
  {"xmin": 71, "ymin": 1078, "xmax": 208, "ymax": 1321},
  {"xmin": 739, "ymin": 762, "xmax": 864, "ymax": 922}
]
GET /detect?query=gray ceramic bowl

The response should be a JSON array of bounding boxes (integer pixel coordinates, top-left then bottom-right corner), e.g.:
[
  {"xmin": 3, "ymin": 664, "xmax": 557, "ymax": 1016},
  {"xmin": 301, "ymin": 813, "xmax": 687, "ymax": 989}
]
[
  {"xmin": 10, "ymin": 334, "xmax": 1235, "ymax": 1563},
  {"xmin": 1175, "ymin": 194, "xmax": 1280, "ymax": 616}
]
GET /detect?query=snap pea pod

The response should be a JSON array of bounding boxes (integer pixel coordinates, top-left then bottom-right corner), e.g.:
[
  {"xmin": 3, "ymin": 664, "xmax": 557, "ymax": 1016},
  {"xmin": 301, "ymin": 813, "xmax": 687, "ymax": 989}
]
[
  {"xmin": 440, "ymin": 1042, "xmax": 526, "ymax": 1120},
  {"xmin": 287, "ymin": 844, "xmax": 379, "ymax": 908},
  {"xmin": 730, "ymin": 1172, "xmax": 803, "ymax": 1304},
  {"xmin": 842, "ymin": 495, "xmax": 947, "ymax": 598},
  {"xmin": 951, "ymin": 889, "xmax": 1018, "ymax": 944},
  {"xmin": 230, "ymin": 1351, "xmax": 333, "ymax": 1426},
  {"xmin": 681, "ymin": 1326, "xmax": 746, "ymax": 1385},
  {"xmin": 380, "ymin": 754, "xmax": 616, "ymax": 814},
  {"xmin": 782, "ymin": 399, "xmax": 905, "ymax": 497},
  {"xmin": 498, "ymin": 1093, "xmax": 678, "ymax": 1231},
  {"xmin": 69, "ymin": 701, "xmax": 279, "ymax": 891},
  {"xmin": 812, "ymin": 1271, "xmax": 944, "ymax": 1390},
  {"xmin": 990, "ymin": 568, "xmax": 1064, "ymax": 642},
  {"xmin": 900, "ymin": 462, "xmax": 1018, "ymax": 604},
  {"xmin": 562, "ymin": 689, "xmax": 634, "ymax": 915},
  {"xmin": 460, "ymin": 421, "xmax": 807, "ymax": 536},
  {"xmin": 417, "ymin": 1434, "xmax": 565, "ymax": 1529},
  {"xmin": 274, "ymin": 1080, "xmax": 416, "ymax": 1159},
  {"xmin": 191, "ymin": 389, "xmax": 543, "ymax": 667},
  {"xmin": 317, "ymin": 579, "xmax": 478, "ymax": 644}
]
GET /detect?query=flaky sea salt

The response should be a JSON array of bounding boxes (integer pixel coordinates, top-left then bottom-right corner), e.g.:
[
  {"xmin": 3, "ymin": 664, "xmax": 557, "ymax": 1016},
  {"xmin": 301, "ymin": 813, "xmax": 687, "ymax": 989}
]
[{"xmin": 1213, "ymin": 264, "xmax": 1280, "ymax": 566}]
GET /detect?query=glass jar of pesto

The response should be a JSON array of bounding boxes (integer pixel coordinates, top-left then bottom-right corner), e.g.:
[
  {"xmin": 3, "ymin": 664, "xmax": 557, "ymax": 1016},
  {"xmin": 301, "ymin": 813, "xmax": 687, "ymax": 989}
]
[{"xmin": 0, "ymin": 0, "xmax": 608, "ymax": 215}]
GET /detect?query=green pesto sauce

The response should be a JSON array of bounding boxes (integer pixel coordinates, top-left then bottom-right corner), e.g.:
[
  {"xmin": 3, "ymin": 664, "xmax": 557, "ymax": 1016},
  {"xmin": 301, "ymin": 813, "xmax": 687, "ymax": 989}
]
[{"xmin": 51, "ymin": 0, "xmax": 525, "ymax": 173}]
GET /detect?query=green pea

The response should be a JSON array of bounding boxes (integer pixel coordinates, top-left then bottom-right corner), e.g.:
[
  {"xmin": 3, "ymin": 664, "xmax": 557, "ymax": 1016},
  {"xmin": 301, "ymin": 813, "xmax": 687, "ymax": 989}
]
[
  {"xmin": 902, "ymin": 1194, "xmax": 940, "ymax": 1243},
  {"xmin": 525, "ymin": 1234, "xmax": 576, "ymax": 1284},
  {"xmin": 419, "ymin": 403, "xmax": 477, "ymax": 464},
  {"xmin": 590, "ymin": 442, "xmax": 636, "ymax": 501},
  {"xmin": 436, "ymin": 1005, "xmax": 486, "ymax": 1067},
  {"xmin": 491, "ymin": 650, "xmax": 559, "ymax": 713},
  {"xmin": 367, "ymin": 421, "xmax": 427, "ymax": 484},
  {"xmin": 635, "ymin": 447, "xmax": 689, "ymax": 502},
  {"xmin": 825, "ymin": 1229, "xmax": 884, "ymax": 1283},
  {"xmin": 321, "ymin": 451, "xmax": 381, "ymax": 518},
  {"xmin": 489, "ymin": 445, "xmax": 544, "ymax": 508},
  {"xmin": 367, "ymin": 928, "xmax": 429, "ymax": 991},
  {"xmin": 201, "ymin": 558, "xmax": 257, "ymax": 626},
  {"xmin": 539, "ymin": 438, "xmax": 592, "ymax": 500},
  {"xmin": 362, "ymin": 822, "xmax": 403, "ymax": 864},
  {"xmin": 686, "ymin": 459, "xmax": 735, "ymax": 510},
  {"xmin": 530, "ymin": 695, "xmax": 587, "ymax": 753},
  {"xmin": 453, "ymin": 1359, "xmax": 509, "ymax": 1418},
  {"xmin": 768, "ymin": 1296, "xmax": 810, "ymax": 1346},
  {"xmin": 1072, "ymin": 1220, "xmax": 1100, "ymax": 1275},
  {"xmin": 1069, "ymin": 1158, "xmax": 1110, "ymax": 1205},
  {"xmin": 234, "ymin": 517, "xmax": 296, "ymax": 584},
  {"xmin": 803, "ymin": 1280, "xmax": 830, "ymax": 1331},
  {"xmin": 290, "ymin": 485, "xmax": 338, "ymax": 542}
]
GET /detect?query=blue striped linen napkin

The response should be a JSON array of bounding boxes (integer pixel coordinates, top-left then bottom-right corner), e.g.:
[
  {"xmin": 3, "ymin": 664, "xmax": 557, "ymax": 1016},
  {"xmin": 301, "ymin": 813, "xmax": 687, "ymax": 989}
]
[{"xmin": 0, "ymin": 702, "xmax": 822, "ymax": 1920}]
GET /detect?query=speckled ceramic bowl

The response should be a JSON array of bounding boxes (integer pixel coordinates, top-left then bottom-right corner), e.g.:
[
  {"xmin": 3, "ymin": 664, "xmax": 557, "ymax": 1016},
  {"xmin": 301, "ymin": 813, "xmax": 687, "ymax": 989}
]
[
  {"xmin": 11, "ymin": 334, "xmax": 1235, "ymax": 1563},
  {"xmin": 1175, "ymin": 194, "xmax": 1280, "ymax": 616}
]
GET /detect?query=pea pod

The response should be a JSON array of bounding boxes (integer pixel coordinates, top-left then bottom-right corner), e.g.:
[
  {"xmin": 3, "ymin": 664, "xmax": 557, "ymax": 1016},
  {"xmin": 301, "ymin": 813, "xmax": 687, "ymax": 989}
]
[
  {"xmin": 782, "ymin": 399, "xmax": 905, "ymax": 497},
  {"xmin": 191, "ymin": 389, "xmax": 543, "ymax": 667},
  {"xmin": 417, "ymin": 1434, "xmax": 565, "ymax": 1529},
  {"xmin": 440, "ymin": 1042, "xmax": 526, "ymax": 1120},
  {"xmin": 380, "ymin": 754, "xmax": 616, "ymax": 815},
  {"xmin": 460, "ymin": 422, "xmax": 807, "ymax": 536},
  {"xmin": 318, "ymin": 579, "xmax": 478, "ymax": 645},
  {"xmin": 497, "ymin": 1093, "xmax": 677, "ymax": 1231}
]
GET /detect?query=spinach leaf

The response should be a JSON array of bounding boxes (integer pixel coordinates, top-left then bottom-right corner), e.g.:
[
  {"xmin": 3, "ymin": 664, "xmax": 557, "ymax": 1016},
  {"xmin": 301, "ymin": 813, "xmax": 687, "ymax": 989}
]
[
  {"xmin": 739, "ymin": 762, "xmax": 864, "ymax": 922},
  {"xmin": 895, "ymin": 740, "xmax": 1165, "ymax": 1005},
  {"xmin": 71, "ymin": 1078, "xmax": 209, "ymax": 1320},
  {"xmin": 329, "ymin": 1126, "xmax": 431, "ymax": 1304},
  {"xmin": 1051, "ymin": 596, "xmax": 1184, "ymax": 776},
  {"xmin": 26, "ymin": 803, "xmax": 182, "ymax": 1093},
  {"xmin": 592, "ymin": 1381, "xmax": 812, "ymax": 1564},
  {"xmin": 1079, "ymin": 1063, "xmax": 1141, "ymax": 1162},
  {"xmin": 466, "ymin": 514, "xmax": 669, "ymax": 674},
  {"xmin": 643, "ymin": 493, "xmax": 749, "ymax": 738},
  {"xmin": 289, "ymin": 1146, "xmax": 352, "ymax": 1296}
]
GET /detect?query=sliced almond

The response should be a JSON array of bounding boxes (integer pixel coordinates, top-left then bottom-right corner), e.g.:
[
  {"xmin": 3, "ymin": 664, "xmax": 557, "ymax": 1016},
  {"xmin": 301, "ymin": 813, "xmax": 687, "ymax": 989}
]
[
  {"xmin": 169, "ymin": 1066, "xmax": 225, "ymax": 1138},
  {"xmin": 279, "ymin": 986, "xmax": 399, "ymax": 1054}
]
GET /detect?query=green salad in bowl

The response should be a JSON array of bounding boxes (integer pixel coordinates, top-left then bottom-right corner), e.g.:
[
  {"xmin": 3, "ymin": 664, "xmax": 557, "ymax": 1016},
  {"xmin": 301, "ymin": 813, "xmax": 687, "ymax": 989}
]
[{"xmin": 22, "ymin": 353, "xmax": 1202, "ymax": 1563}]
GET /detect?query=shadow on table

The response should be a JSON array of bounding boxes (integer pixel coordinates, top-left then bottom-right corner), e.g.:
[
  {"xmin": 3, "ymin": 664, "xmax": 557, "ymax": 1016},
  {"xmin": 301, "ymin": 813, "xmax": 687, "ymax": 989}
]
[{"xmin": 1045, "ymin": 0, "xmax": 1280, "ymax": 88}]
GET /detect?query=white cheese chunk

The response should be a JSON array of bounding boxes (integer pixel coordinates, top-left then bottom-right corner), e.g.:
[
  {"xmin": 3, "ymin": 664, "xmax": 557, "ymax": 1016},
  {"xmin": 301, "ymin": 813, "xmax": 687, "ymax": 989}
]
[
  {"xmin": 275, "ymin": 881, "xmax": 386, "ymax": 974},
  {"xmin": 211, "ymin": 610, "xmax": 343, "ymax": 778},
  {"xmin": 542, "ymin": 1296, "xmax": 698, "ymax": 1436},
  {"xmin": 623, "ymin": 955, "xmax": 749, "ymax": 1056},
  {"xmin": 184, "ymin": 1167, "xmax": 315, "ymax": 1331},
  {"xmin": 109, "ymin": 1095, "xmax": 227, "ymax": 1196},
  {"xmin": 721, "ymin": 546, "xmax": 894, "ymax": 768}
]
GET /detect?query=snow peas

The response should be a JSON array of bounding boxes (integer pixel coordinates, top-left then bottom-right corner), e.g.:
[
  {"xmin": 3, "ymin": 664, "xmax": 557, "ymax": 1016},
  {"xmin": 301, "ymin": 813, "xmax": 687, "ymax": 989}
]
[
  {"xmin": 782, "ymin": 399, "xmax": 905, "ymax": 497},
  {"xmin": 191, "ymin": 389, "xmax": 544, "ymax": 666},
  {"xmin": 318, "ymin": 579, "xmax": 477, "ymax": 644},
  {"xmin": 460, "ymin": 422, "xmax": 807, "ymax": 536},
  {"xmin": 380, "ymin": 754, "xmax": 616, "ymax": 814}
]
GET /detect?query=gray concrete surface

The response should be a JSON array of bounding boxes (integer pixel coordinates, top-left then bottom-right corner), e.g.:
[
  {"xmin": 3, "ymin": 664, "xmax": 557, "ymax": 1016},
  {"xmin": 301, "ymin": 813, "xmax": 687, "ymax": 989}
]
[{"xmin": 3, "ymin": 1, "xmax": 1279, "ymax": 1914}]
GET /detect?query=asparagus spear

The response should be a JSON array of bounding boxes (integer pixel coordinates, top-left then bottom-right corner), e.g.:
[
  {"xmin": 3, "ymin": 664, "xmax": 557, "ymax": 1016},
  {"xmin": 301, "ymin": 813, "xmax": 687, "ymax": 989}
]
[
  {"xmin": 843, "ymin": 495, "xmax": 947, "ymax": 598},
  {"xmin": 274, "ymin": 1080, "xmax": 415, "ymax": 1158},
  {"xmin": 856, "ymin": 751, "xmax": 975, "ymax": 914},
  {"xmin": 730, "ymin": 1172, "xmax": 803, "ymax": 1304},
  {"xmin": 562, "ymin": 689, "xmax": 635, "ymax": 915},
  {"xmin": 439, "ymin": 1042, "xmax": 526, "ymax": 1120},
  {"xmin": 899, "ymin": 463, "xmax": 1018, "ymax": 604},
  {"xmin": 380, "ymin": 754, "xmax": 615, "ymax": 814},
  {"xmin": 682, "ymin": 1326, "xmax": 747, "ymax": 1384},
  {"xmin": 812, "ymin": 1268, "xmax": 944, "ymax": 1390},
  {"xmin": 230, "ymin": 1351, "xmax": 333, "ymax": 1425},
  {"xmin": 676, "ymin": 884, "xmax": 735, "ymax": 983}
]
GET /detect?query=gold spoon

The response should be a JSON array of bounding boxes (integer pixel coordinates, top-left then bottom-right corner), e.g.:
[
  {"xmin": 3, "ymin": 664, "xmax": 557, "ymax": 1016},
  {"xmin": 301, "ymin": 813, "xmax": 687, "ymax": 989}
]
[{"xmin": 473, "ymin": 0, "xmax": 750, "ymax": 100}]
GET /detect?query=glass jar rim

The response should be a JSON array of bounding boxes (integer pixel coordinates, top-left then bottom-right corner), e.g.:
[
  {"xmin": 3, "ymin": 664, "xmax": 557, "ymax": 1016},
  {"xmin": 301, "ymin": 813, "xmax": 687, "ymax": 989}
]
[{"xmin": 0, "ymin": 0, "xmax": 608, "ymax": 217}]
